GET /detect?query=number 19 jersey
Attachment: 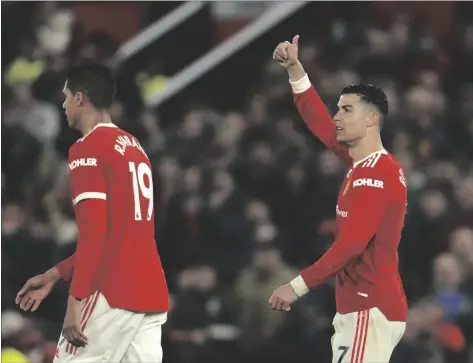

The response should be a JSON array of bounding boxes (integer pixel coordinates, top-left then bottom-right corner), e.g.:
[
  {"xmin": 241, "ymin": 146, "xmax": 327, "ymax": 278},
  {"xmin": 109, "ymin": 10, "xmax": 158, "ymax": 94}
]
[{"xmin": 68, "ymin": 123, "xmax": 169, "ymax": 312}]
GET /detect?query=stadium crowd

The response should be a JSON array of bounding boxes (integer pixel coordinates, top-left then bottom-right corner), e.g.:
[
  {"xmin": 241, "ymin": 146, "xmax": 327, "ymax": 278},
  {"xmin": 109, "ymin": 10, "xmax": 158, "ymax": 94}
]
[{"xmin": 2, "ymin": 2, "xmax": 473, "ymax": 363}]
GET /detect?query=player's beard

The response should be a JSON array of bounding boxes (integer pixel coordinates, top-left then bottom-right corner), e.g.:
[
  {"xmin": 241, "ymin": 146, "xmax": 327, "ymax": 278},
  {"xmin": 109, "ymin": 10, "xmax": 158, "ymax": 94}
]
[
  {"xmin": 336, "ymin": 129, "xmax": 353, "ymax": 144},
  {"xmin": 337, "ymin": 137, "xmax": 354, "ymax": 146},
  {"xmin": 67, "ymin": 114, "xmax": 79, "ymax": 130},
  {"xmin": 337, "ymin": 134, "xmax": 361, "ymax": 147}
]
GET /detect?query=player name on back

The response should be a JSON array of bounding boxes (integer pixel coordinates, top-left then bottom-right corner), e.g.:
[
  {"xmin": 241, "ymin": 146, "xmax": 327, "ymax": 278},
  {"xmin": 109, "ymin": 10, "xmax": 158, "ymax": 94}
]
[{"xmin": 114, "ymin": 135, "xmax": 146, "ymax": 157}]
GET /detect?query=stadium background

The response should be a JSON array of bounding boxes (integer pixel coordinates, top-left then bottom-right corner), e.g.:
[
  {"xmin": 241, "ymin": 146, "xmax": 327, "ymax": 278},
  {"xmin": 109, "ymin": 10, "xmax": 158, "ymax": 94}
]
[{"xmin": 2, "ymin": 2, "xmax": 473, "ymax": 363}]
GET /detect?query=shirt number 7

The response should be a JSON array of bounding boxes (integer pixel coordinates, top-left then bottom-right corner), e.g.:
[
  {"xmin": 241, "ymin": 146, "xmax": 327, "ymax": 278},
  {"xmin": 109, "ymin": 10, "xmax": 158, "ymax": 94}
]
[{"xmin": 336, "ymin": 345, "xmax": 349, "ymax": 363}]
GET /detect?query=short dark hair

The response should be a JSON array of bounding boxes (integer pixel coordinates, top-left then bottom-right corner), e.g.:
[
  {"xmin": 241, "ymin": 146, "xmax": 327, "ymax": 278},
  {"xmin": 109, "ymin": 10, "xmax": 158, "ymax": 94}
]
[
  {"xmin": 66, "ymin": 63, "xmax": 116, "ymax": 109},
  {"xmin": 341, "ymin": 84, "xmax": 388, "ymax": 120}
]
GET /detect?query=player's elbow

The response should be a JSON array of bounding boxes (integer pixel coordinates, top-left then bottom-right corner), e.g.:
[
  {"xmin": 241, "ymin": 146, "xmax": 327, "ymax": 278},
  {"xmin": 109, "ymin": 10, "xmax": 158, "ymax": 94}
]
[{"xmin": 342, "ymin": 240, "xmax": 369, "ymax": 260}]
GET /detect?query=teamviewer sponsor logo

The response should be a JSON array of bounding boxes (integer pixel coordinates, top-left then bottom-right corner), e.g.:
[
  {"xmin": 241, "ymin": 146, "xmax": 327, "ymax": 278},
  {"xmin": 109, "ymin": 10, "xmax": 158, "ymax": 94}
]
[
  {"xmin": 353, "ymin": 178, "xmax": 384, "ymax": 189},
  {"xmin": 69, "ymin": 158, "xmax": 97, "ymax": 170},
  {"xmin": 336, "ymin": 205, "xmax": 348, "ymax": 218}
]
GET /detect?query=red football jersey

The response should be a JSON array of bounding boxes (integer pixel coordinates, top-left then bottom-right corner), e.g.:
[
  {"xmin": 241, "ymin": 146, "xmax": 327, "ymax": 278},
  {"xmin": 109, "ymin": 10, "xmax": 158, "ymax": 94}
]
[
  {"xmin": 56, "ymin": 123, "xmax": 169, "ymax": 312},
  {"xmin": 290, "ymin": 75, "xmax": 408, "ymax": 321}
]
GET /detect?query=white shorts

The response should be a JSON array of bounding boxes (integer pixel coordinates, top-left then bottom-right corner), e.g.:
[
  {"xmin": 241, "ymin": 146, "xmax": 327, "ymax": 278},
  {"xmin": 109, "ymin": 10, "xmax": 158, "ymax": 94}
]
[
  {"xmin": 54, "ymin": 291, "xmax": 167, "ymax": 363},
  {"xmin": 331, "ymin": 307, "xmax": 405, "ymax": 363}
]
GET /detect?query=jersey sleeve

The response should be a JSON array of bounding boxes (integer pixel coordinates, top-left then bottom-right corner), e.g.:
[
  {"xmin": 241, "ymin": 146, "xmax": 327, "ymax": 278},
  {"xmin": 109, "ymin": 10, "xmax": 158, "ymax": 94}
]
[
  {"xmin": 68, "ymin": 143, "xmax": 107, "ymax": 205},
  {"xmin": 291, "ymin": 162, "xmax": 396, "ymax": 294},
  {"xmin": 291, "ymin": 74, "xmax": 352, "ymax": 166},
  {"xmin": 69, "ymin": 199, "xmax": 107, "ymax": 299},
  {"xmin": 55, "ymin": 253, "xmax": 75, "ymax": 281},
  {"xmin": 68, "ymin": 141, "xmax": 108, "ymax": 299}
]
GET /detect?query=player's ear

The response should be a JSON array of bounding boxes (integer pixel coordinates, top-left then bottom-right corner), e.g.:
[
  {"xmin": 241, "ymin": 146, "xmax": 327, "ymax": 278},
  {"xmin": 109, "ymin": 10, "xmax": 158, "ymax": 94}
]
[
  {"xmin": 75, "ymin": 92, "xmax": 84, "ymax": 106},
  {"xmin": 367, "ymin": 110, "xmax": 379, "ymax": 128}
]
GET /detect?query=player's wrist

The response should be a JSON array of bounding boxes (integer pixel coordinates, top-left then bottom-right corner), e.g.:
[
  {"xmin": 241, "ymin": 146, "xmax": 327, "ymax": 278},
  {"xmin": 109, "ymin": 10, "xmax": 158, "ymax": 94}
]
[
  {"xmin": 44, "ymin": 267, "xmax": 61, "ymax": 283},
  {"xmin": 289, "ymin": 70, "xmax": 311, "ymax": 94},
  {"xmin": 289, "ymin": 275, "xmax": 310, "ymax": 297},
  {"xmin": 287, "ymin": 61, "xmax": 306, "ymax": 81},
  {"xmin": 68, "ymin": 294, "xmax": 83, "ymax": 302}
]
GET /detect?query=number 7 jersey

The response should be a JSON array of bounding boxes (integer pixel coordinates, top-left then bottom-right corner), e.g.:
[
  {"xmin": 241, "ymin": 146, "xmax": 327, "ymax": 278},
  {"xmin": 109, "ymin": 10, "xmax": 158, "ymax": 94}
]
[
  {"xmin": 291, "ymin": 76, "xmax": 407, "ymax": 321},
  {"xmin": 68, "ymin": 123, "xmax": 169, "ymax": 312}
]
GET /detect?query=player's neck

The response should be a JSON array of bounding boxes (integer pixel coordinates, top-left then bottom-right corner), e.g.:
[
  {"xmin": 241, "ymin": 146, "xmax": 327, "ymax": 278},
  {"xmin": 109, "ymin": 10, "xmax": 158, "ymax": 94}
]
[
  {"xmin": 78, "ymin": 111, "xmax": 113, "ymax": 136},
  {"xmin": 349, "ymin": 134, "xmax": 385, "ymax": 165}
]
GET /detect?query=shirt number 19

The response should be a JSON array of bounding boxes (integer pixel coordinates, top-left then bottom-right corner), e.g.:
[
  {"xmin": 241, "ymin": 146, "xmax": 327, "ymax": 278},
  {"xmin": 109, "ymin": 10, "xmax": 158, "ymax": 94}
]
[{"xmin": 129, "ymin": 162, "xmax": 154, "ymax": 221}]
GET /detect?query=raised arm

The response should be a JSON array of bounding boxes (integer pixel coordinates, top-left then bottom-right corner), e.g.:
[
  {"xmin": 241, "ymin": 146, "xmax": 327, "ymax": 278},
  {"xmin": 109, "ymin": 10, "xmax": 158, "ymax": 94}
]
[{"xmin": 273, "ymin": 35, "xmax": 351, "ymax": 166}]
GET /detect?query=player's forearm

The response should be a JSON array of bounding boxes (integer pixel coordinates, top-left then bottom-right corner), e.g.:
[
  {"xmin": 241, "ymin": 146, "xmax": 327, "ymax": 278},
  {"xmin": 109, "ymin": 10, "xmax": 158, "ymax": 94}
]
[
  {"xmin": 290, "ymin": 77, "xmax": 335, "ymax": 142},
  {"xmin": 287, "ymin": 62, "xmax": 306, "ymax": 82},
  {"xmin": 69, "ymin": 200, "xmax": 107, "ymax": 299},
  {"xmin": 291, "ymin": 186, "xmax": 388, "ymax": 296},
  {"xmin": 43, "ymin": 266, "xmax": 62, "ymax": 284},
  {"xmin": 290, "ymin": 73, "xmax": 351, "ymax": 165},
  {"xmin": 291, "ymin": 237, "xmax": 367, "ymax": 296},
  {"xmin": 55, "ymin": 253, "xmax": 76, "ymax": 281},
  {"xmin": 70, "ymin": 242, "xmax": 104, "ymax": 299}
]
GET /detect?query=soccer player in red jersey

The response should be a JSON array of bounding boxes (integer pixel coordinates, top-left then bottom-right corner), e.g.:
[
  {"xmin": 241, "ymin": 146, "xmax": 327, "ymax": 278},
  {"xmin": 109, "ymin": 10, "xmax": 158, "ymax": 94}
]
[
  {"xmin": 269, "ymin": 36, "xmax": 408, "ymax": 363},
  {"xmin": 16, "ymin": 63, "xmax": 169, "ymax": 362}
]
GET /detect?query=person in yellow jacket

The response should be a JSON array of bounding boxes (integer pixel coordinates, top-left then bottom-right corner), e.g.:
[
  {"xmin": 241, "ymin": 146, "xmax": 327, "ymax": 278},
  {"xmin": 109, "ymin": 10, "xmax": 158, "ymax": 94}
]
[{"xmin": 1, "ymin": 348, "xmax": 29, "ymax": 363}]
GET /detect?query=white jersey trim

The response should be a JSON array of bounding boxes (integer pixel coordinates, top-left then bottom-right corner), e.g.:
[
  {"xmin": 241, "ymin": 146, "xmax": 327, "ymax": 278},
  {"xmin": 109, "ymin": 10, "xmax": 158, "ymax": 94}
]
[
  {"xmin": 290, "ymin": 275, "xmax": 310, "ymax": 297},
  {"xmin": 78, "ymin": 123, "xmax": 118, "ymax": 143},
  {"xmin": 353, "ymin": 149, "xmax": 387, "ymax": 168},
  {"xmin": 289, "ymin": 73, "xmax": 311, "ymax": 94},
  {"xmin": 73, "ymin": 192, "xmax": 106, "ymax": 206}
]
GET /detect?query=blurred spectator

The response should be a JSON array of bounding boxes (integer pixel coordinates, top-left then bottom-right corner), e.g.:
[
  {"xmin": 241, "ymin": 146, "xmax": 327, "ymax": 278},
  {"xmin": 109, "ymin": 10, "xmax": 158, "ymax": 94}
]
[
  {"xmin": 1, "ymin": 310, "xmax": 52, "ymax": 363},
  {"xmin": 450, "ymin": 227, "xmax": 473, "ymax": 287},
  {"xmin": 36, "ymin": 2, "xmax": 75, "ymax": 57},
  {"xmin": 432, "ymin": 253, "xmax": 470, "ymax": 322},
  {"xmin": 136, "ymin": 58, "xmax": 169, "ymax": 103},
  {"xmin": 168, "ymin": 265, "xmax": 240, "ymax": 363},
  {"xmin": 1, "ymin": 348, "xmax": 29, "ymax": 363},
  {"xmin": 235, "ymin": 243, "xmax": 298, "ymax": 352},
  {"xmin": 5, "ymin": 41, "xmax": 45, "ymax": 87},
  {"xmin": 4, "ymin": 85, "xmax": 60, "ymax": 146}
]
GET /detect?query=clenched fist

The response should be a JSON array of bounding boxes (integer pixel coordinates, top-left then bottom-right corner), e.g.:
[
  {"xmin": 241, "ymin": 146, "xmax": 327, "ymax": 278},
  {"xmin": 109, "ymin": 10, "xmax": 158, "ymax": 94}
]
[
  {"xmin": 268, "ymin": 283, "xmax": 299, "ymax": 311},
  {"xmin": 273, "ymin": 35, "xmax": 300, "ymax": 69}
]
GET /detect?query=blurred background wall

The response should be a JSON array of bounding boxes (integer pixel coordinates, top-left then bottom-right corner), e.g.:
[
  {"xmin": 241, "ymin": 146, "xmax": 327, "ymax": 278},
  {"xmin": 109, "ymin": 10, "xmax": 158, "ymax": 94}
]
[{"xmin": 2, "ymin": 2, "xmax": 473, "ymax": 363}]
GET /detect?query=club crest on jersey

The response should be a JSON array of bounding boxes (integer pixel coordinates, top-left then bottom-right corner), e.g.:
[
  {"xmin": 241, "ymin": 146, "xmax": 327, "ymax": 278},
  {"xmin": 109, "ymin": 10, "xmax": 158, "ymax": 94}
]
[{"xmin": 343, "ymin": 173, "xmax": 352, "ymax": 196}]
